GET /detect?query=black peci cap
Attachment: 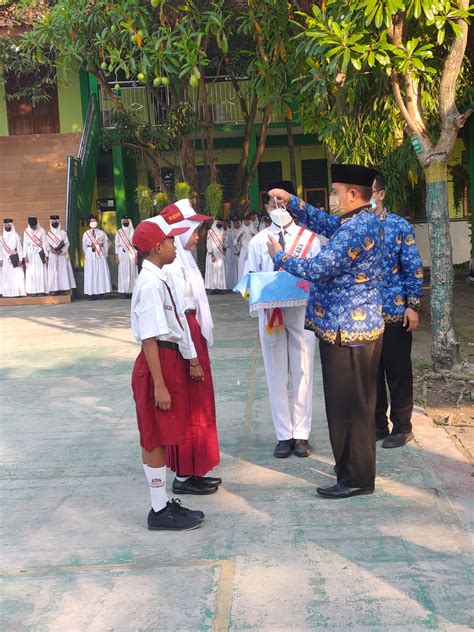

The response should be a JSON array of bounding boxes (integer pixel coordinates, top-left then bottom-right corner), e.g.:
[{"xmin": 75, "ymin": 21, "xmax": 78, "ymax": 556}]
[{"xmin": 330, "ymin": 164, "xmax": 378, "ymax": 187}]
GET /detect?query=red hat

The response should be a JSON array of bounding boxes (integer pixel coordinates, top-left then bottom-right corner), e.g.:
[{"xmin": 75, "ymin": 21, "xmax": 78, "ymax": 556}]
[
  {"xmin": 132, "ymin": 217, "xmax": 187, "ymax": 253},
  {"xmin": 160, "ymin": 198, "xmax": 211, "ymax": 224}
]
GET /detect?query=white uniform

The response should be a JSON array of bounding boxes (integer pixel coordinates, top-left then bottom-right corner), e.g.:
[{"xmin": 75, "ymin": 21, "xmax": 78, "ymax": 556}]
[
  {"xmin": 82, "ymin": 228, "xmax": 112, "ymax": 296},
  {"xmin": 115, "ymin": 224, "xmax": 138, "ymax": 294},
  {"xmin": 225, "ymin": 225, "xmax": 240, "ymax": 290},
  {"xmin": 237, "ymin": 223, "xmax": 257, "ymax": 279},
  {"xmin": 46, "ymin": 222, "xmax": 76, "ymax": 292},
  {"xmin": 244, "ymin": 221, "xmax": 321, "ymax": 441},
  {"xmin": 204, "ymin": 222, "xmax": 226, "ymax": 290},
  {"xmin": 0, "ymin": 224, "xmax": 26, "ymax": 297},
  {"xmin": 23, "ymin": 225, "xmax": 48, "ymax": 294}
]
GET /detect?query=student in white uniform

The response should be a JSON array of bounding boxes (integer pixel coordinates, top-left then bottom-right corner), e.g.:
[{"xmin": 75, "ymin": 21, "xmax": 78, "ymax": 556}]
[
  {"xmin": 23, "ymin": 217, "xmax": 48, "ymax": 295},
  {"xmin": 225, "ymin": 216, "xmax": 241, "ymax": 290},
  {"xmin": 82, "ymin": 214, "xmax": 112, "ymax": 300},
  {"xmin": 249, "ymin": 211, "xmax": 259, "ymax": 233},
  {"xmin": 237, "ymin": 214, "xmax": 257, "ymax": 279},
  {"xmin": 115, "ymin": 215, "xmax": 138, "ymax": 298},
  {"xmin": 46, "ymin": 215, "xmax": 76, "ymax": 295},
  {"xmin": 0, "ymin": 218, "xmax": 26, "ymax": 297},
  {"xmin": 244, "ymin": 186, "xmax": 320, "ymax": 458},
  {"xmin": 204, "ymin": 218, "xmax": 226, "ymax": 292}
]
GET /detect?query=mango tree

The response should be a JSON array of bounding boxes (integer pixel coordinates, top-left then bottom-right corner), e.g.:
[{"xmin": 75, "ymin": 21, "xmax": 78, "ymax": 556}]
[{"xmin": 297, "ymin": 0, "xmax": 473, "ymax": 370}]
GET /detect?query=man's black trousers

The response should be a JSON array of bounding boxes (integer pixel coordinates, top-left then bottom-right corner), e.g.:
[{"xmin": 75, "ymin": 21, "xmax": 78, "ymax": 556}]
[{"xmin": 319, "ymin": 336, "xmax": 382, "ymax": 489}]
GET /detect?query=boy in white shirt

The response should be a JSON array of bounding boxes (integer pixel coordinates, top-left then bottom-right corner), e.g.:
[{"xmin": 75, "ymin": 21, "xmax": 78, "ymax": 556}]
[{"xmin": 131, "ymin": 217, "xmax": 205, "ymax": 531}]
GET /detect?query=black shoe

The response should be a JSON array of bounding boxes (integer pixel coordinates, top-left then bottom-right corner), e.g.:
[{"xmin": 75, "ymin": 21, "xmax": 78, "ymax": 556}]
[
  {"xmin": 316, "ymin": 483, "xmax": 374, "ymax": 499},
  {"xmin": 168, "ymin": 498, "xmax": 204, "ymax": 520},
  {"xmin": 376, "ymin": 429, "xmax": 389, "ymax": 441},
  {"xmin": 273, "ymin": 439, "xmax": 294, "ymax": 458},
  {"xmin": 172, "ymin": 476, "xmax": 218, "ymax": 495},
  {"xmin": 147, "ymin": 502, "xmax": 203, "ymax": 530},
  {"xmin": 195, "ymin": 476, "xmax": 222, "ymax": 486},
  {"xmin": 97, "ymin": 294, "xmax": 105, "ymax": 300},
  {"xmin": 382, "ymin": 431, "xmax": 414, "ymax": 448},
  {"xmin": 89, "ymin": 295, "xmax": 98, "ymax": 301},
  {"xmin": 294, "ymin": 439, "xmax": 313, "ymax": 457}
]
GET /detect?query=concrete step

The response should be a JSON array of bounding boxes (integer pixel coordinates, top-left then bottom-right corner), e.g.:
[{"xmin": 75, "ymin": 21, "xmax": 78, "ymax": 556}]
[{"xmin": 0, "ymin": 292, "xmax": 72, "ymax": 307}]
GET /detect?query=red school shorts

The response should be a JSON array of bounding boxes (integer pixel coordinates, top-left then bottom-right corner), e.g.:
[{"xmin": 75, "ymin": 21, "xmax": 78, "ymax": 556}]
[{"xmin": 131, "ymin": 344, "xmax": 190, "ymax": 451}]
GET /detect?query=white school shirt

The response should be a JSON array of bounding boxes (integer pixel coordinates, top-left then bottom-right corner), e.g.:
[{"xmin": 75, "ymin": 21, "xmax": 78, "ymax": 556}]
[
  {"xmin": 245, "ymin": 220, "xmax": 321, "ymax": 274},
  {"xmin": 131, "ymin": 259, "xmax": 196, "ymax": 359}
]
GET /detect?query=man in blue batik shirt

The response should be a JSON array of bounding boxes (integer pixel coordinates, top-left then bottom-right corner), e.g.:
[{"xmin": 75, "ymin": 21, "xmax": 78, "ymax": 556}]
[
  {"xmin": 371, "ymin": 172, "xmax": 423, "ymax": 448},
  {"xmin": 268, "ymin": 164, "xmax": 384, "ymax": 499}
]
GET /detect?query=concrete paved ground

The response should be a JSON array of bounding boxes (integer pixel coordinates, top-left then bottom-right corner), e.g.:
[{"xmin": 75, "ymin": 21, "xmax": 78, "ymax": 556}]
[{"xmin": 1, "ymin": 294, "xmax": 473, "ymax": 631}]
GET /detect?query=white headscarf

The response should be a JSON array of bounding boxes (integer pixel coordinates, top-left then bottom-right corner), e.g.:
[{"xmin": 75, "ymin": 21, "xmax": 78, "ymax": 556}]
[
  {"xmin": 118, "ymin": 218, "xmax": 135, "ymax": 259},
  {"xmin": 48, "ymin": 218, "xmax": 62, "ymax": 239},
  {"xmin": 2, "ymin": 221, "xmax": 19, "ymax": 250},
  {"xmin": 175, "ymin": 221, "xmax": 214, "ymax": 346}
]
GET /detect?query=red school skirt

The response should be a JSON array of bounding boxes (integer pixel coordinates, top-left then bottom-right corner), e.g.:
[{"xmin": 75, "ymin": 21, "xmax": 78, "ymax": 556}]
[
  {"xmin": 132, "ymin": 343, "xmax": 190, "ymax": 451},
  {"xmin": 167, "ymin": 312, "xmax": 220, "ymax": 477}
]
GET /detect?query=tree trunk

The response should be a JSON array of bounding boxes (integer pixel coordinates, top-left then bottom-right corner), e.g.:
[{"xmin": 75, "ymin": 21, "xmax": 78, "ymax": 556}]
[
  {"xmin": 180, "ymin": 132, "xmax": 199, "ymax": 194},
  {"xmin": 199, "ymin": 77, "xmax": 217, "ymax": 184},
  {"xmin": 423, "ymin": 161, "xmax": 461, "ymax": 370},
  {"xmin": 229, "ymin": 97, "xmax": 258, "ymax": 215},
  {"xmin": 285, "ymin": 115, "xmax": 297, "ymax": 188}
]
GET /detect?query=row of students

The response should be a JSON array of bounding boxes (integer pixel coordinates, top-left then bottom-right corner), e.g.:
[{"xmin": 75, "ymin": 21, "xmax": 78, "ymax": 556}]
[
  {"xmin": 131, "ymin": 199, "xmax": 221, "ymax": 531},
  {"xmin": 0, "ymin": 216, "xmax": 76, "ymax": 297},
  {"xmin": 82, "ymin": 215, "xmax": 137, "ymax": 299},
  {"xmin": 205, "ymin": 213, "xmax": 272, "ymax": 292}
]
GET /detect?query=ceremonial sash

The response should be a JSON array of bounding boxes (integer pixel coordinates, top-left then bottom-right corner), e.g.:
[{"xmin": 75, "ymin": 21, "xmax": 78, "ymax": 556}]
[
  {"xmin": 208, "ymin": 229, "xmax": 224, "ymax": 257},
  {"xmin": 86, "ymin": 230, "xmax": 104, "ymax": 256},
  {"xmin": 118, "ymin": 228, "xmax": 136, "ymax": 258},
  {"xmin": 0, "ymin": 236, "xmax": 16, "ymax": 256},
  {"xmin": 47, "ymin": 230, "xmax": 62, "ymax": 247},
  {"xmin": 266, "ymin": 227, "xmax": 316, "ymax": 334},
  {"xmin": 26, "ymin": 229, "xmax": 44, "ymax": 250}
]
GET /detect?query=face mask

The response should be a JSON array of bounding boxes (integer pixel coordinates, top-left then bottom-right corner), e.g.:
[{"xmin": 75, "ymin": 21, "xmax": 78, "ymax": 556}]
[
  {"xmin": 51, "ymin": 221, "xmax": 59, "ymax": 228},
  {"xmin": 329, "ymin": 194, "xmax": 340, "ymax": 214},
  {"xmin": 370, "ymin": 192, "xmax": 381, "ymax": 210},
  {"xmin": 89, "ymin": 221, "xmax": 98, "ymax": 229},
  {"xmin": 28, "ymin": 219, "xmax": 37, "ymax": 229},
  {"xmin": 216, "ymin": 223, "xmax": 223, "ymax": 229},
  {"xmin": 4, "ymin": 226, "xmax": 12, "ymax": 232},
  {"xmin": 269, "ymin": 208, "xmax": 292, "ymax": 227},
  {"xmin": 122, "ymin": 221, "xmax": 130, "ymax": 227}
]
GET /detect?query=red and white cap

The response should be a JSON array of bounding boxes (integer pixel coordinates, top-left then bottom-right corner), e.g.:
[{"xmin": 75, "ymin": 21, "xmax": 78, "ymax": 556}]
[
  {"xmin": 132, "ymin": 216, "xmax": 187, "ymax": 253},
  {"xmin": 160, "ymin": 198, "xmax": 211, "ymax": 225}
]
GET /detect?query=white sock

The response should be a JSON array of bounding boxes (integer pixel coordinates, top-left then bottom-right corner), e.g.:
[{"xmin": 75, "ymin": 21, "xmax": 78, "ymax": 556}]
[
  {"xmin": 175, "ymin": 475, "xmax": 191, "ymax": 482},
  {"xmin": 142, "ymin": 464, "xmax": 168, "ymax": 512}
]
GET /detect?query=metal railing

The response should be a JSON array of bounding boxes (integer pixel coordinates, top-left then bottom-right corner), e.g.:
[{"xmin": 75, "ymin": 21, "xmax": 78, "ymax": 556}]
[
  {"xmin": 66, "ymin": 92, "xmax": 101, "ymax": 266},
  {"xmin": 99, "ymin": 77, "xmax": 264, "ymax": 128}
]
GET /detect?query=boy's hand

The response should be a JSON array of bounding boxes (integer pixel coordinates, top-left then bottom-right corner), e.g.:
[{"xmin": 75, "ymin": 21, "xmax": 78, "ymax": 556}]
[
  {"xmin": 190, "ymin": 363, "xmax": 204, "ymax": 381},
  {"xmin": 267, "ymin": 234, "xmax": 283, "ymax": 258},
  {"xmin": 211, "ymin": 255, "xmax": 216, "ymax": 263},
  {"xmin": 154, "ymin": 384, "xmax": 171, "ymax": 410}
]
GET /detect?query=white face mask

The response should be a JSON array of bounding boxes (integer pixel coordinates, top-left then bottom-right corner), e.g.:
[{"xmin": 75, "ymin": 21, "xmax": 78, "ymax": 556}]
[
  {"xmin": 370, "ymin": 192, "xmax": 381, "ymax": 210},
  {"xmin": 269, "ymin": 208, "xmax": 292, "ymax": 228},
  {"xmin": 329, "ymin": 194, "xmax": 340, "ymax": 214},
  {"xmin": 89, "ymin": 221, "xmax": 98, "ymax": 229}
]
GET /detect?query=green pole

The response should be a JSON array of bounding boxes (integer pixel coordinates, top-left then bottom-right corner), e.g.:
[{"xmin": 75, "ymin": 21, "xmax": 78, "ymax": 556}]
[
  {"xmin": 469, "ymin": 117, "xmax": 474, "ymax": 261},
  {"xmin": 78, "ymin": 69, "xmax": 91, "ymax": 125},
  {"xmin": 112, "ymin": 146, "xmax": 127, "ymax": 219},
  {"xmin": 248, "ymin": 128, "xmax": 260, "ymax": 211}
]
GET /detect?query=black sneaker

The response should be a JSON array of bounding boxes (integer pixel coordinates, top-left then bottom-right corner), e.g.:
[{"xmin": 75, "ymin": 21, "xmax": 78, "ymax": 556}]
[
  {"xmin": 274, "ymin": 439, "xmax": 295, "ymax": 458},
  {"xmin": 294, "ymin": 439, "xmax": 313, "ymax": 457},
  {"xmin": 147, "ymin": 502, "xmax": 203, "ymax": 531},
  {"xmin": 168, "ymin": 498, "xmax": 205, "ymax": 520}
]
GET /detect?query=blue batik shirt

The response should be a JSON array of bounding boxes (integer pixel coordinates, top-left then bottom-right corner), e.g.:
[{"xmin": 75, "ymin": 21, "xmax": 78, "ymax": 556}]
[
  {"xmin": 274, "ymin": 197, "xmax": 384, "ymax": 346},
  {"xmin": 377, "ymin": 209, "xmax": 424, "ymax": 322}
]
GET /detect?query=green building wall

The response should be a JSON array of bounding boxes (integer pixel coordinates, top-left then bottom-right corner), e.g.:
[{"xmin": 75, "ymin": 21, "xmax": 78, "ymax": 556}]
[
  {"xmin": 0, "ymin": 76, "xmax": 9, "ymax": 136},
  {"xmin": 57, "ymin": 70, "xmax": 83, "ymax": 133}
]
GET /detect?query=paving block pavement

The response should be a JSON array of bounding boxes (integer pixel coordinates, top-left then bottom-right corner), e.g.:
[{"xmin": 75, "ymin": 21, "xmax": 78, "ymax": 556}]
[{"xmin": 1, "ymin": 294, "xmax": 473, "ymax": 631}]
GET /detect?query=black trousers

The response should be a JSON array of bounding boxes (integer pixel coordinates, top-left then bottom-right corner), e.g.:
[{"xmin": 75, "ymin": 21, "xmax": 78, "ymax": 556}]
[
  {"xmin": 375, "ymin": 323, "xmax": 413, "ymax": 435},
  {"xmin": 319, "ymin": 336, "xmax": 382, "ymax": 489}
]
